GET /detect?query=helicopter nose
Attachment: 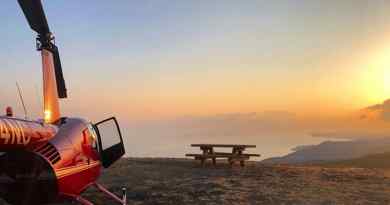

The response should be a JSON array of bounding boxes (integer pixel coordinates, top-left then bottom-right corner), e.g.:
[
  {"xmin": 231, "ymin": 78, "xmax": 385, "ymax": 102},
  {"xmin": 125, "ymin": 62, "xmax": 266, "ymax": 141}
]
[{"xmin": 0, "ymin": 151, "xmax": 58, "ymax": 205}]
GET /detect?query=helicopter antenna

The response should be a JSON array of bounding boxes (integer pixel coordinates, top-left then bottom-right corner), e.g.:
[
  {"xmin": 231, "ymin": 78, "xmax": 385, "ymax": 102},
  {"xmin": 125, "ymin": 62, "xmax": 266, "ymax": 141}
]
[
  {"xmin": 16, "ymin": 82, "xmax": 29, "ymax": 120},
  {"xmin": 35, "ymin": 83, "xmax": 42, "ymax": 114}
]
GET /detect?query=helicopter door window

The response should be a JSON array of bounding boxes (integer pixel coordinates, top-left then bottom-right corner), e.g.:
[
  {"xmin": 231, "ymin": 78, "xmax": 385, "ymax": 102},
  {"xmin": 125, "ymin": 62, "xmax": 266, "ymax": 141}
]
[
  {"xmin": 96, "ymin": 120, "xmax": 121, "ymax": 150},
  {"xmin": 94, "ymin": 117, "xmax": 125, "ymax": 168}
]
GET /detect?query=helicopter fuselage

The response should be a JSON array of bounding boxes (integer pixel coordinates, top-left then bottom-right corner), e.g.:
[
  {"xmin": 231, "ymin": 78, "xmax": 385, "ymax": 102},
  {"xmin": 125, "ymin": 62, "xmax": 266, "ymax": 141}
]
[{"xmin": 0, "ymin": 117, "xmax": 102, "ymax": 205}]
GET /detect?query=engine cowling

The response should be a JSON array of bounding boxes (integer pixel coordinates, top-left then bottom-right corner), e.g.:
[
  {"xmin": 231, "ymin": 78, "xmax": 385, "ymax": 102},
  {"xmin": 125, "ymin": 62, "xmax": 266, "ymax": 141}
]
[{"xmin": 0, "ymin": 150, "xmax": 58, "ymax": 205}]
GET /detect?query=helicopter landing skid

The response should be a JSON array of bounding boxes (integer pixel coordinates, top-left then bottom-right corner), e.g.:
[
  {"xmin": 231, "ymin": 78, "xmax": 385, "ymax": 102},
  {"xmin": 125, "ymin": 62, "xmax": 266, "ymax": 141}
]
[{"xmin": 68, "ymin": 183, "xmax": 127, "ymax": 205}]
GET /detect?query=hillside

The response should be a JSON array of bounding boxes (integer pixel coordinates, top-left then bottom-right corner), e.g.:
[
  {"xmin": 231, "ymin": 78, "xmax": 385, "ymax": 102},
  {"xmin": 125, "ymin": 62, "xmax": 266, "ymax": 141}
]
[{"xmin": 262, "ymin": 138, "xmax": 390, "ymax": 164}]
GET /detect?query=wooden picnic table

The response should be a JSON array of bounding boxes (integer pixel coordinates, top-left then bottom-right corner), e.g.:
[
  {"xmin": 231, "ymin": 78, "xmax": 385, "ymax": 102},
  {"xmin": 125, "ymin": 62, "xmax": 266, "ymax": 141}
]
[{"xmin": 186, "ymin": 144, "xmax": 260, "ymax": 167}]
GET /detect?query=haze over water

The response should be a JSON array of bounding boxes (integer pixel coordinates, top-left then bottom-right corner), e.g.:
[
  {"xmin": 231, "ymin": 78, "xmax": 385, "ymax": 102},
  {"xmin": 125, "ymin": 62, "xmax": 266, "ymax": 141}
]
[
  {"xmin": 121, "ymin": 110, "xmax": 384, "ymax": 160},
  {"xmin": 124, "ymin": 129, "xmax": 337, "ymax": 160}
]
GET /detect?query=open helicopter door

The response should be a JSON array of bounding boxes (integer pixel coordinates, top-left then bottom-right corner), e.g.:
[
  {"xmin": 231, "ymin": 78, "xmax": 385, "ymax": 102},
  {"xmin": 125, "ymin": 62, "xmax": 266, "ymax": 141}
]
[{"xmin": 94, "ymin": 117, "xmax": 125, "ymax": 168}]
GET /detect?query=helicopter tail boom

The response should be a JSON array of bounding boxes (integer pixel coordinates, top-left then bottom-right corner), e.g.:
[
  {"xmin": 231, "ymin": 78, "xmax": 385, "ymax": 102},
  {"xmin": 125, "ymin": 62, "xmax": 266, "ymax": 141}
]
[{"xmin": 42, "ymin": 48, "xmax": 61, "ymax": 123}]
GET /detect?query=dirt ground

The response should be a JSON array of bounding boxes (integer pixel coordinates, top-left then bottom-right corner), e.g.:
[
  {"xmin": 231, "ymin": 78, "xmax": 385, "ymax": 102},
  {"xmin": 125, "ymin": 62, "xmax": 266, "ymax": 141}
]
[{"xmin": 3, "ymin": 158, "xmax": 390, "ymax": 205}]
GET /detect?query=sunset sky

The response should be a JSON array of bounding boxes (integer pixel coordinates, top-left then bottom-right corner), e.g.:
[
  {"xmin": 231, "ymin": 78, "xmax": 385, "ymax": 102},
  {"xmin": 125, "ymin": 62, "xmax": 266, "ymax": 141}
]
[{"xmin": 0, "ymin": 0, "xmax": 389, "ymax": 122}]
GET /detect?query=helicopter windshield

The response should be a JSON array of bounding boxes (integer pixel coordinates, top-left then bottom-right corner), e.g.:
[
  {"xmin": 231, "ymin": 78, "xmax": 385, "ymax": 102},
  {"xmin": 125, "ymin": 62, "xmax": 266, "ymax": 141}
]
[{"xmin": 86, "ymin": 123, "xmax": 98, "ymax": 150}]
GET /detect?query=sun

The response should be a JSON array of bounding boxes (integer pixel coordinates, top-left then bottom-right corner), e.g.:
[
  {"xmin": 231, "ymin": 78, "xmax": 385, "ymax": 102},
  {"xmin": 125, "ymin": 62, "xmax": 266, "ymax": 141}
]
[
  {"xmin": 378, "ymin": 50, "xmax": 390, "ymax": 99},
  {"xmin": 384, "ymin": 69, "xmax": 390, "ymax": 100},
  {"xmin": 358, "ymin": 47, "xmax": 390, "ymax": 103},
  {"xmin": 384, "ymin": 68, "xmax": 390, "ymax": 93},
  {"xmin": 376, "ymin": 58, "xmax": 390, "ymax": 103}
]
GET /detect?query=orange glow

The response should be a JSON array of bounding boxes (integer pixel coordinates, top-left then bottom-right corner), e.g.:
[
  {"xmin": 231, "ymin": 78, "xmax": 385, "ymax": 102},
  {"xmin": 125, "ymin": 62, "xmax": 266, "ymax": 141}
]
[
  {"xmin": 42, "ymin": 49, "xmax": 61, "ymax": 124},
  {"xmin": 44, "ymin": 110, "xmax": 52, "ymax": 123}
]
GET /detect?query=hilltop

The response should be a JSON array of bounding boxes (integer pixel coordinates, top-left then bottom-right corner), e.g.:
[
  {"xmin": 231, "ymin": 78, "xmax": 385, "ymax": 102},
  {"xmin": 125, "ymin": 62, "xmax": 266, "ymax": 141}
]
[
  {"xmin": 61, "ymin": 158, "xmax": 390, "ymax": 204},
  {"xmin": 86, "ymin": 158, "xmax": 390, "ymax": 205}
]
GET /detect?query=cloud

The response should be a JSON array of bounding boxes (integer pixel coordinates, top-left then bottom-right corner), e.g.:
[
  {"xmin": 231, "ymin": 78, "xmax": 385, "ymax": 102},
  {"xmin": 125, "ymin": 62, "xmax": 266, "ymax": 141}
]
[
  {"xmin": 310, "ymin": 130, "xmax": 390, "ymax": 139},
  {"xmin": 129, "ymin": 104, "xmax": 390, "ymax": 142},
  {"xmin": 361, "ymin": 99, "xmax": 390, "ymax": 121},
  {"xmin": 128, "ymin": 111, "xmax": 300, "ymax": 138},
  {"xmin": 308, "ymin": 99, "xmax": 390, "ymax": 140}
]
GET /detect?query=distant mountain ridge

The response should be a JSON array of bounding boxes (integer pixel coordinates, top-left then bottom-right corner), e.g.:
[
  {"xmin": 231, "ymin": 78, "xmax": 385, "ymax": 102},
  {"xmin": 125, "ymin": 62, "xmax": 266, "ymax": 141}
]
[
  {"xmin": 262, "ymin": 138, "xmax": 390, "ymax": 164},
  {"xmin": 263, "ymin": 99, "xmax": 390, "ymax": 164}
]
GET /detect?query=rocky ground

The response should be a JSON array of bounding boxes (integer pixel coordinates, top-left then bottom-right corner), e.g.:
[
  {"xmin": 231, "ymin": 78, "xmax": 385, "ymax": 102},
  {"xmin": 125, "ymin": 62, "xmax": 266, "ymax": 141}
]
[{"xmin": 3, "ymin": 158, "xmax": 390, "ymax": 204}]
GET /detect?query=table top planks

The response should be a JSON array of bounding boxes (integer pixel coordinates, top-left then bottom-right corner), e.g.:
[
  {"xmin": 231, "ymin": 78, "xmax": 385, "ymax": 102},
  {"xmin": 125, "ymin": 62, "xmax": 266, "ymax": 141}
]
[
  {"xmin": 186, "ymin": 153, "xmax": 260, "ymax": 157},
  {"xmin": 191, "ymin": 144, "xmax": 256, "ymax": 148}
]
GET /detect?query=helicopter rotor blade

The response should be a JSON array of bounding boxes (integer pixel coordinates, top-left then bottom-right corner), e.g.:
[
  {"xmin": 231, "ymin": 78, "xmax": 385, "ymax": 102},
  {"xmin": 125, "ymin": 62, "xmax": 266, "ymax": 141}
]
[
  {"xmin": 51, "ymin": 45, "xmax": 67, "ymax": 99},
  {"xmin": 17, "ymin": 0, "xmax": 50, "ymax": 35}
]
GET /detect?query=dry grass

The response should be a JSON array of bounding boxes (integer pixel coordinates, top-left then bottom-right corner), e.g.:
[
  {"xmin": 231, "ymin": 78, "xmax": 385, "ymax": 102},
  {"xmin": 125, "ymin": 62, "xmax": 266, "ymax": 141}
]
[{"xmin": 84, "ymin": 158, "xmax": 390, "ymax": 205}]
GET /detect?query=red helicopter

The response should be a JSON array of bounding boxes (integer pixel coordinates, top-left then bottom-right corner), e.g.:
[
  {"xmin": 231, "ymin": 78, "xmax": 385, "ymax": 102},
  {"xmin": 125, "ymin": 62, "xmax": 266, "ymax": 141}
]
[{"xmin": 0, "ymin": 1, "xmax": 127, "ymax": 204}]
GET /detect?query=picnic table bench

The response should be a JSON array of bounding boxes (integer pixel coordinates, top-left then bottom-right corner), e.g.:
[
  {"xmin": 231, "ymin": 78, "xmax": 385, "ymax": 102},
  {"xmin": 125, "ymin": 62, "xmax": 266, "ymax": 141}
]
[{"xmin": 186, "ymin": 144, "xmax": 260, "ymax": 167}]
